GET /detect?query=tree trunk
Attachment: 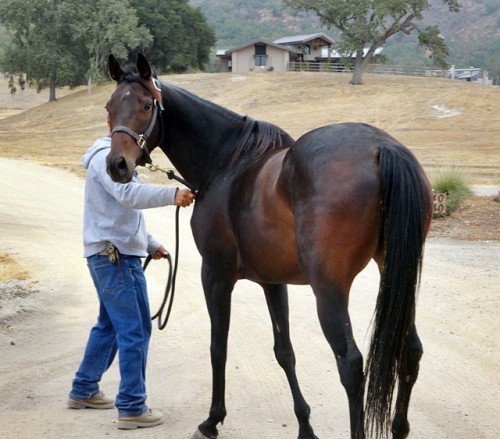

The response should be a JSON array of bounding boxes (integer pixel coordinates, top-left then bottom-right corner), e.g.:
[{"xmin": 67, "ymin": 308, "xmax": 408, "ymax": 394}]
[
  {"xmin": 349, "ymin": 54, "xmax": 369, "ymax": 85},
  {"xmin": 49, "ymin": 71, "xmax": 57, "ymax": 102},
  {"xmin": 350, "ymin": 65, "xmax": 365, "ymax": 85},
  {"xmin": 87, "ymin": 75, "xmax": 92, "ymax": 96},
  {"xmin": 349, "ymin": 46, "xmax": 379, "ymax": 85}
]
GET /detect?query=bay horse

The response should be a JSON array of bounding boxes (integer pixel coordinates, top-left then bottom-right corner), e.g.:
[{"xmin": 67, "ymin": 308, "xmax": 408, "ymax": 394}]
[{"xmin": 105, "ymin": 53, "xmax": 433, "ymax": 439}]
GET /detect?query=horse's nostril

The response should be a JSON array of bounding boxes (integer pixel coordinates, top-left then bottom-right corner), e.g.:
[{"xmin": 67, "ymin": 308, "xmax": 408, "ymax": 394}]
[{"xmin": 117, "ymin": 157, "xmax": 128, "ymax": 176}]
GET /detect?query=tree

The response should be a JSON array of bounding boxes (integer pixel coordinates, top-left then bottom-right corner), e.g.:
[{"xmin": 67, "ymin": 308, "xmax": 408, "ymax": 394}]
[
  {"xmin": 70, "ymin": 0, "xmax": 152, "ymax": 95},
  {"xmin": 129, "ymin": 0, "xmax": 216, "ymax": 73},
  {"xmin": 0, "ymin": 0, "xmax": 87, "ymax": 101},
  {"xmin": 282, "ymin": 0, "xmax": 460, "ymax": 85},
  {"xmin": 0, "ymin": 0, "xmax": 152, "ymax": 101}
]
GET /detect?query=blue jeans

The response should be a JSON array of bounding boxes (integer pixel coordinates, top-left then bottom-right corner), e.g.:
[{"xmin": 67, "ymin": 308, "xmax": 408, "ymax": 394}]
[{"xmin": 70, "ymin": 254, "xmax": 152, "ymax": 417}]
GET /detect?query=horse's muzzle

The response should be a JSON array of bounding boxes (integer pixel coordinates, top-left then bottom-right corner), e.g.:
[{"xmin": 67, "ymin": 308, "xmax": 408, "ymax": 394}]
[{"xmin": 106, "ymin": 154, "xmax": 133, "ymax": 183}]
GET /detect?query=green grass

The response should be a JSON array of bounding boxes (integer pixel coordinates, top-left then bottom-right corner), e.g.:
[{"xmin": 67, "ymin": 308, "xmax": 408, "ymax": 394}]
[{"xmin": 431, "ymin": 165, "xmax": 473, "ymax": 215}]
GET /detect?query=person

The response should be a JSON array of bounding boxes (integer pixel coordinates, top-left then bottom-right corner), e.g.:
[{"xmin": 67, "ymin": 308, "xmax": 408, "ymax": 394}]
[{"xmin": 67, "ymin": 131, "xmax": 195, "ymax": 430}]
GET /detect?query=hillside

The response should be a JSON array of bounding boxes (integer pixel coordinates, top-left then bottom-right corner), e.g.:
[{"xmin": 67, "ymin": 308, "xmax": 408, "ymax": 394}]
[
  {"xmin": 0, "ymin": 72, "xmax": 499, "ymax": 188},
  {"xmin": 189, "ymin": 0, "xmax": 500, "ymax": 77},
  {"xmin": 189, "ymin": 0, "xmax": 329, "ymax": 48}
]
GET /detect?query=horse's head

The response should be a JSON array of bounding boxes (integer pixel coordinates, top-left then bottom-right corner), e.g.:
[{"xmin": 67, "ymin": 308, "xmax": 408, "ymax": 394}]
[{"xmin": 106, "ymin": 53, "xmax": 163, "ymax": 183}]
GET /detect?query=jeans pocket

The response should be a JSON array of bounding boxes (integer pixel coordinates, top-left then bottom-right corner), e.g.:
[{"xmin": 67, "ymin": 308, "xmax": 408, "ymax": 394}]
[{"xmin": 90, "ymin": 259, "xmax": 125, "ymax": 294}]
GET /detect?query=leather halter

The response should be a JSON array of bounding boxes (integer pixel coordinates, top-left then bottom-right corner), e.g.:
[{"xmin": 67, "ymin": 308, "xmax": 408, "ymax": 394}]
[{"xmin": 111, "ymin": 78, "xmax": 164, "ymax": 164}]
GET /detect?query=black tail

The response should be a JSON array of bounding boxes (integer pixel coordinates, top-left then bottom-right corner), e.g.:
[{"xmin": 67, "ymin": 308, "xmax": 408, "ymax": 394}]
[{"xmin": 364, "ymin": 143, "xmax": 431, "ymax": 438}]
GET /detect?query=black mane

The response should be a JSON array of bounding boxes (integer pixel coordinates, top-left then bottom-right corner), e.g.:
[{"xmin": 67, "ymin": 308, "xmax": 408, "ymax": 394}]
[
  {"xmin": 162, "ymin": 82, "xmax": 292, "ymax": 166},
  {"xmin": 231, "ymin": 116, "xmax": 291, "ymax": 165}
]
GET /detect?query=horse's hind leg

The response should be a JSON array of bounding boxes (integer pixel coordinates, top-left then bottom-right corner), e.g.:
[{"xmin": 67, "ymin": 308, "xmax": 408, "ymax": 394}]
[
  {"xmin": 262, "ymin": 283, "xmax": 318, "ymax": 439},
  {"xmin": 391, "ymin": 324, "xmax": 423, "ymax": 439},
  {"xmin": 314, "ymin": 287, "xmax": 365, "ymax": 439}
]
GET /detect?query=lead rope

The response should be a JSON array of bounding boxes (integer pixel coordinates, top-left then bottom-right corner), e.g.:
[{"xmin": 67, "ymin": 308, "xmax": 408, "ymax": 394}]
[
  {"xmin": 143, "ymin": 166, "xmax": 195, "ymax": 330},
  {"xmin": 145, "ymin": 163, "xmax": 195, "ymax": 190},
  {"xmin": 143, "ymin": 206, "xmax": 180, "ymax": 330}
]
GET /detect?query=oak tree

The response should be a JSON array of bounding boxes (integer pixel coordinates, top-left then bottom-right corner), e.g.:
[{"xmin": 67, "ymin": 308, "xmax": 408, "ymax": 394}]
[
  {"xmin": 282, "ymin": 0, "xmax": 460, "ymax": 84},
  {"xmin": 0, "ymin": 0, "xmax": 151, "ymax": 101}
]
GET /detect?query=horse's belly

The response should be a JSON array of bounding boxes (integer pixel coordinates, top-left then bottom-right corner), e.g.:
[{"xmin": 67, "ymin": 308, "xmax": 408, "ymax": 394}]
[
  {"xmin": 235, "ymin": 209, "xmax": 308, "ymax": 284},
  {"xmin": 237, "ymin": 232, "xmax": 307, "ymax": 284}
]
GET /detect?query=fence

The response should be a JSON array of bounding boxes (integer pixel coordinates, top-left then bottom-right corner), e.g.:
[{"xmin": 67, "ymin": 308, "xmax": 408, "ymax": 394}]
[
  {"xmin": 287, "ymin": 61, "xmax": 447, "ymax": 78},
  {"xmin": 365, "ymin": 64, "xmax": 447, "ymax": 77}
]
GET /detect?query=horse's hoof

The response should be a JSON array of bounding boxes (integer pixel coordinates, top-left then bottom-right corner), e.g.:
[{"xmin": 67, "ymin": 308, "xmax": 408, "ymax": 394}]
[
  {"xmin": 191, "ymin": 428, "xmax": 216, "ymax": 439},
  {"xmin": 191, "ymin": 429, "xmax": 206, "ymax": 439}
]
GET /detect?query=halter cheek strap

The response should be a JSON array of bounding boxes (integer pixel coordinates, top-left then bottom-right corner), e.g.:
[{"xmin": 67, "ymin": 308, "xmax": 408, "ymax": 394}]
[{"xmin": 111, "ymin": 98, "xmax": 162, "ymax": 165}]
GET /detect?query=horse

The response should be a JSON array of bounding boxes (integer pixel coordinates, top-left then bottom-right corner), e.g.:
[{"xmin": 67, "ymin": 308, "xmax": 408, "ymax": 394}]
[{"xmin": 105, "ymin": 53, "xmax": 433, "ymax": 439}]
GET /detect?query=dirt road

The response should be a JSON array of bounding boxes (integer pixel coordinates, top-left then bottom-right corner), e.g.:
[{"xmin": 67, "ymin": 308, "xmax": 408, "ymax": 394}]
[{"xmin": 0, "ymin": 158, "xmax": 498, "ymax": 439}]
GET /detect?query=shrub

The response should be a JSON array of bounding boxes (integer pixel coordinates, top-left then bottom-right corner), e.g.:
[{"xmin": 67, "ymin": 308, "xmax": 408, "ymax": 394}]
[{"xmin": 431, "ymin": 165, "xmax": 473, "ymax": 214}]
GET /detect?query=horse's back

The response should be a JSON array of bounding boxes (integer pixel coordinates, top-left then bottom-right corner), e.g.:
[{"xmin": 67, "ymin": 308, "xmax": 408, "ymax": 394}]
[
  {"xmin": 283, "ymin": 123, "xmax": 389, "ymax": 212},
  {"xmin": 292, "ymin": 122, "xmax": 400, "ymax": 162},
  {"xmin": 284, "ymin": 122, "xmax": 408, "ymax": 202}
]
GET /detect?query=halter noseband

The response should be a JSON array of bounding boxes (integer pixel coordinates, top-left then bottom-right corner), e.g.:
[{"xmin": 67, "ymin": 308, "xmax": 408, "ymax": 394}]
[{"xmin": 111, "ymin": 78, "xmax": 164, "ymax": 164}]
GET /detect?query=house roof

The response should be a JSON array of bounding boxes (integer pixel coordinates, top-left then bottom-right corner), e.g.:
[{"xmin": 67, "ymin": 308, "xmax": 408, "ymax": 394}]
[
  {"xmin": 273, "ymin": 33, "xmax": 335, "ymax": 46},
  {"xmin": 217, "ymin": 39, "xmax": 299, "ymax": 57}
]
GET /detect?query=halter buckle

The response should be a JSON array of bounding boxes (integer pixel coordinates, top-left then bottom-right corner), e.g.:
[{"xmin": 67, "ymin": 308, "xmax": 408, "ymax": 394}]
[{"xmin": 137, "ymin": 134, "xmax": 147, "ymax": 150}]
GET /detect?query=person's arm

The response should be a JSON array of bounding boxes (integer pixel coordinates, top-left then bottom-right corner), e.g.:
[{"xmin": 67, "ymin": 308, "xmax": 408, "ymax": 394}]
[{"xmin": 93, "ymin": 150, "xmax": 177, "ymax": 209}]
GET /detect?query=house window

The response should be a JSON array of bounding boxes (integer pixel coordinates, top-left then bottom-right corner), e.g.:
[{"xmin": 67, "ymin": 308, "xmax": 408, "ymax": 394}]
[
  {"xmin": 255, "ymin": 55, "xmax": 267, "ymax": 66},
  {"xmin": 304, "ymin": 45, "xmax": 311, "ymax": 55},
  {"xmin": 254, "ymin": 44, "xmax": 267, "ymax": 66}
]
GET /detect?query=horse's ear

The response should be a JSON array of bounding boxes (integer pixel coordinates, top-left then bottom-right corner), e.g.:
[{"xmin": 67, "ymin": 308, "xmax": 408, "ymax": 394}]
[
  {"xmin": 136, "ymin": 53, "xmax": 152, "ymax": 81},
  {"xmin": 108, "ymin": 54, "xmax": 124, "ymax": 82}
]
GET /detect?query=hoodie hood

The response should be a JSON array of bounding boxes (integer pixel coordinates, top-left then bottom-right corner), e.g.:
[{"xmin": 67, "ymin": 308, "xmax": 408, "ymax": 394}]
[{"xmin": 82, "ymin": 136, "xmax": 111, "ymax": 169}]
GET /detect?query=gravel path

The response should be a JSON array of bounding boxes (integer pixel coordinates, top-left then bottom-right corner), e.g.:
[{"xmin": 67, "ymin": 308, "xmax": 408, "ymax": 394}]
[{"xmin": 0, "ymin": 158, "xmax": 498, "ymax": 439}]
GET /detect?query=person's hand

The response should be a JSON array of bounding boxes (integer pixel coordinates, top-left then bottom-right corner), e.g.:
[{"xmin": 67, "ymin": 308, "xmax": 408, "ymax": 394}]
[
  {"xmin": 150, "ymin": 245, "xmax": 168, "ymax": 260},
  {"xmin": 175, "ymin": 188, "xmax": 196, "ymax": 207}
]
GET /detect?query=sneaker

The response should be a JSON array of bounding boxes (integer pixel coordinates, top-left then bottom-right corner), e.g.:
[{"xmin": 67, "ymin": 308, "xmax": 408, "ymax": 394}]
[
  {"xmin": 116, "ymin": 408, "xmax": 164, "ymax": 430},
  {"xmin": 67, "ymin": 391, "xmax": 114, "ymax": 409}
]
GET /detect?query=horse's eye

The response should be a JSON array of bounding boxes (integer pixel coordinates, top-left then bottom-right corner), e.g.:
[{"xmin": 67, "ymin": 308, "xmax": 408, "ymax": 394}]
[{"xmin": 144, "ymin": 102, "xmax": 152, "ymax": 111}]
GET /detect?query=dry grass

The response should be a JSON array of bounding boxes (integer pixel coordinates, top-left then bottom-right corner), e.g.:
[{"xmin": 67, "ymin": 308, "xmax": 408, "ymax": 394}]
[
  {"xmin": 0, "ymin": 72, "xmax": 499, "ymax": 186},
  {"xmin": 0, "ymin": 254, "xmax": 29, "ymax": 282}
]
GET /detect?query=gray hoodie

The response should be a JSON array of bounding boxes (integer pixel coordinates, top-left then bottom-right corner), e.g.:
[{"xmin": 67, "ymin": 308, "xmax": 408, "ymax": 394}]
[{"xmin": 82, "ymin": 136, "xmax": 177, "ymax": 257}]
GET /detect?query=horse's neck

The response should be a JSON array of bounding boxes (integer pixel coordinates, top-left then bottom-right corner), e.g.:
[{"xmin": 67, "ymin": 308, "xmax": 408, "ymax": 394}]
[
  {"xmin": 162, "ymin": 86, "xmax": 244, "ymax": 166},
  {"xmin": 161, "ymin": 85, "xmax": 244, "ymax": 187}
]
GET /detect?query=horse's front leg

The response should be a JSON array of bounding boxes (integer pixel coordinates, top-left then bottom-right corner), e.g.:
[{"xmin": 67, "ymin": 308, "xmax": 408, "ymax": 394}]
[{"xmin": 193, "ymin": 262, "xmax": 236, "ymax": 439}]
